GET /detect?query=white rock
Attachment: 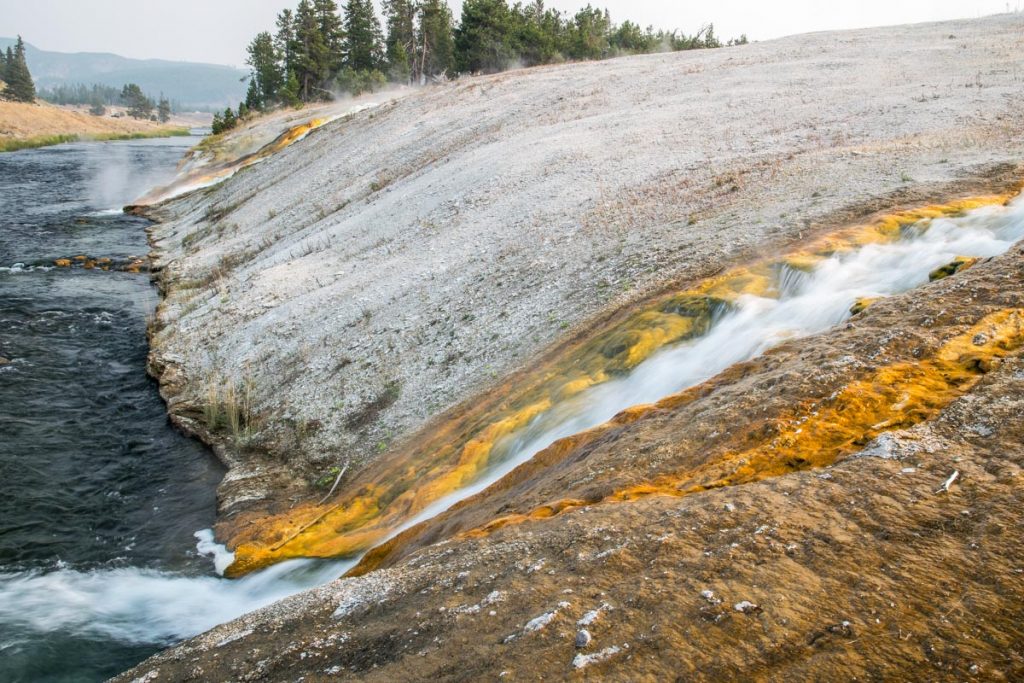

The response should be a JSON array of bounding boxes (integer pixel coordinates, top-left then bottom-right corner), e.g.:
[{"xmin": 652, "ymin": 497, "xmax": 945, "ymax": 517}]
[
  {"xmin": 572, "ymin": 645, "xmax": 622, "ymax": 670},
  {"xmin": 575, "ymin": 629, "xmax": 592, "ymax": 648}
]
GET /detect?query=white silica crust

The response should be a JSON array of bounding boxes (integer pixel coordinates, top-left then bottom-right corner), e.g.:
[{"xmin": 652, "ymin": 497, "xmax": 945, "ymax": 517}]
[{"xmin": 144, "ymin": 13, "xmax": 1024, "ymax": 518}]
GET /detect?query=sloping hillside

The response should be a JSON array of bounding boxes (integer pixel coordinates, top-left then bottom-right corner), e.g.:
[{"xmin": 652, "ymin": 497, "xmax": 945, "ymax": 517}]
[{"xmin": 122, "ymin": 13, "xmax": 1024, "ymax": 680}]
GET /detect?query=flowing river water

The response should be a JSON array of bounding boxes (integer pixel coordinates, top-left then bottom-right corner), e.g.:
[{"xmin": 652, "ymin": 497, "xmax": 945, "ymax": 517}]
[
  {"xmin": 1, "ymin": 136, "xmax": 1022, "ymax": 681},
  {"xmin": 0, "ymin": 138, "xmax": 349, "ymax": 682}
]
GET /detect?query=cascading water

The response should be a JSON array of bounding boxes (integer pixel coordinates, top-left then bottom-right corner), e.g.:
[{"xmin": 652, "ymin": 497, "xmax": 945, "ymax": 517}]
[
  {"xmin": 388, "ymin": 194, "xmax": 1024, "ymax": 537},
  {"xmin": 0, "ymin": 138, "xmax": 352, "ymax": 682},
  {"xmin": 0, "ymin": 539, "xmax": 352, "ymax": 646}
]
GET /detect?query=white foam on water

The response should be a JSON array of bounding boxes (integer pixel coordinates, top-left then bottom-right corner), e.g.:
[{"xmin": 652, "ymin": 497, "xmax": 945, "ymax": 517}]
[
  {"xmin": 194, "ymin": 529, "xmax": 235, "ymax": 576},
  {"xmin": 0, "ymin": 533, "xmax": 353, "ymax": 645},
  {"xmin": 0, "ymin": 264, "xmax": 53, "ymax": 274}
]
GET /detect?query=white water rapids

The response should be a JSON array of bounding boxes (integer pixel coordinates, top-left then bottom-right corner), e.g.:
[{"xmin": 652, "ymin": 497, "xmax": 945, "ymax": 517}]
[
  {"xmin": 3, "ymin": 194, "xmax": 1022, "ymax": 650},
  {"xmin": 0, "ymin": 533, "xmax": 354, "ymax": 646}
]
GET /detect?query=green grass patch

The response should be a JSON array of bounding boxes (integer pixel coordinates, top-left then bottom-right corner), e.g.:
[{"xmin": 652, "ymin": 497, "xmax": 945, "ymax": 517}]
[
  {"xmin": 0, "ymin": 127, "xmax": 191, "ymax": 153},
  {"xmin": 0, "ymin": 134, "xmax": 79, "ymax": 152}
]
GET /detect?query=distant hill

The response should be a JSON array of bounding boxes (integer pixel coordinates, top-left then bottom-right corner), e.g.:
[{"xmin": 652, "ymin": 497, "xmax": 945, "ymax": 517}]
[{"xmin": 0, "ymin": 38, "xmax": 248, "ymax": 110}]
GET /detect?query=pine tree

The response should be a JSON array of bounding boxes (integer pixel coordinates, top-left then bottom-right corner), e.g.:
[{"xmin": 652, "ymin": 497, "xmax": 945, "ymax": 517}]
[
  {"xmin": 223, "ymin": 106, "xmax": 237, "ymax": 130},
  {"xmin": 3, "ymin": 44, "xmax": 15, "ymax": 97},
  {"xmin": 247, "ymin": 31, "xmax": 283, "ymax": 105},
  {"xmin": 702, "ymin": 23, "xmax": 721, "ymax": 49},
  {"xmin": 510, "ymin": 0, "xmax": 562, "ymax": 66},
  {"xmin": 5, "ymin": 36, "xmax": 36, "ymax": 102},
  {"xmin": 211, "ymin": 110, "xmax": 225, "ymax": 134},
  {"xmin": 383, "ymin": 0, "xmax": 415, "ymax": 82},
  {"xmin": 313, "ymin": 0, "xmax": 345, "ymax": 75},
  {"xmin": 294, "ymin": 0, "xmax": 330, "ymax": 100},
  {"xmin": 569, "ymin": 6, "xmax": 610, "ymax": 60},
  {"xmin": 245, "ymin": 77, "xmax": 263, "ymax": 111},
  {"xmin": 275, "ymin": 9, "xmax": 297, "ymax": 76},
  {"xmin": 0, "ymin": 48, "xmax": 7, "ymax": 83},
  {"xmin": 120, "ymin": 83, "xmax": 153, "ymax": 118},
  {"xmin": 3, "ymin": 46, "xmax": 13, "ymax": 100},
  {"xmin": 417, "ymin": 0, "xmax": 455, "ymax": 80},
  {"xmin": 343, "ymin": 0, "xmax": 384, "ymax": 73},
  {"xmin": 455, "ymin": 0, "xmax": 514, "ymax": 74},
  {"xmin": 281, "ymin": 70, "xmax": 302, "ymax": 107},
  {"xmin": 157, "ymin": 95, "xmax": 172, "ymax": 122}
]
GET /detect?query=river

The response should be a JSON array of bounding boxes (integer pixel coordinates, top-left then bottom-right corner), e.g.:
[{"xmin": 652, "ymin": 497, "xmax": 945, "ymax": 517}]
[{"xmin": 0, "ymin": 137, "xmax": 344, "ymax": 682}]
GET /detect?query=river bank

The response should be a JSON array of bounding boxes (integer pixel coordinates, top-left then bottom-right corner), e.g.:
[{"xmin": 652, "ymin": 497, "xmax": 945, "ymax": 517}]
[{"xmin": 0, "ymin": 100, "xmax": 191, "ymax": 152}]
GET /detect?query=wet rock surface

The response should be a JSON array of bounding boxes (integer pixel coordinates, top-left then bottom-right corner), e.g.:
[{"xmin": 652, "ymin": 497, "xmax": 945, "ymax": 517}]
[
  {"xmin": 120, "ymin": 14, "xmax": 1024, "ymax": 682},
  {"xmin": 118, "ymin": 240, "xmax": 1024, "ymax": 681},
  {"xmin": 141, "ymin": 14, "xmax": 1024, "ymax": 529}
]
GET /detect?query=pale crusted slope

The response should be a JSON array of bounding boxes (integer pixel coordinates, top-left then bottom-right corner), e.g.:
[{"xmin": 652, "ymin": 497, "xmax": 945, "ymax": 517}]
[{"xmin": 146, "ymin": 14, "xmax": 1024, "ymax": 517}]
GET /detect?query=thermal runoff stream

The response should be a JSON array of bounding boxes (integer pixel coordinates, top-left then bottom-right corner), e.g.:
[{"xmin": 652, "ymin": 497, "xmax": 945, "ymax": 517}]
[
  {"xmin": 1, "ymin": 130, "xmax": 1021, "ymax": 683},
  {"xmin": 383, "ymin": 191, "xmax": 1024, "ymax": 542}
]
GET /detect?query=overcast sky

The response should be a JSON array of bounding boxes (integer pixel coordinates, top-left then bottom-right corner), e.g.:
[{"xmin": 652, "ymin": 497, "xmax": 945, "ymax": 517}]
[{"xmin": 0, "ymin": 0, "xmax": 1016, "ymax": 68}]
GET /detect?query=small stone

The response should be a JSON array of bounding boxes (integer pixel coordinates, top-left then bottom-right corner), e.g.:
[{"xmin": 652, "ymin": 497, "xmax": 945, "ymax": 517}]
[
  {"xmin": 700, "ymin": 590, "xmax": 718, "ymax": 603},
  {"xmin": 970, "ymin": 424, "xmax": 994, "ymax": 437},
  {"xmin": 575, "ymin": 629, "xmax": 592, "ymax": 648},
  {"xmin": 827, "ymin": 620, "xmax": 854, "ymax": 637},
  {"xmin": 0, "ymin": 357, "xmax": 9, "ymax": 365},
  {"xmin": 734, "ymin": 600, "xmax": 761, "ymax": 614}
]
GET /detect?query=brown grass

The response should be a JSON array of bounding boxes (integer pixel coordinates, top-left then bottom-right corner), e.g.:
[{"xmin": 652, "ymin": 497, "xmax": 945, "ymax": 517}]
[{"xmin": 0, "ymin": 100, "xmax": 188, "ymax": 151}]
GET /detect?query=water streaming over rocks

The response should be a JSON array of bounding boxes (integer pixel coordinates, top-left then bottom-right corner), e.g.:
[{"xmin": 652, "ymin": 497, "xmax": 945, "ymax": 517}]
[
  {"xmin": 383, "ymin": 194, "xmax": 1024, "ymax": 545},
  {"xmin": 0, "ymin": 138, "xmax": 349, "ymax": 682}
]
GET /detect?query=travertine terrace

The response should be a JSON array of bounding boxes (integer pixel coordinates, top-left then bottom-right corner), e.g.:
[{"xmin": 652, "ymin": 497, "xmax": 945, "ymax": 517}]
[{"xmin": 125, "ymin": 13, "xmax": 1024, "ymax": 681}]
